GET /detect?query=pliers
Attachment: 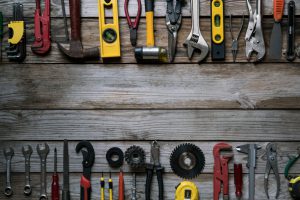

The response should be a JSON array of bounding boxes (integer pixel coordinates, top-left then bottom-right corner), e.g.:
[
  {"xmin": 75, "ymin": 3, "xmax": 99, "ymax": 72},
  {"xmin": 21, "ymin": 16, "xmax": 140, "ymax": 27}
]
[
  {"xmin": 264, "ymin": 143, "xmax": 280, "ymax": 199},
  {"xmin": 230, "ymin": 14, "xmax": 244, "ymax": 62},
  {"xmin": 124, "ymin": 0, "xmax": 141, "ymax": 46},
  {"xmin": 166, "ymin": 0, "xmax": 182, "ymax": 62},
  {"xmin": 145, "ymin": 141, "xmax": 164, "ymax": 200}
]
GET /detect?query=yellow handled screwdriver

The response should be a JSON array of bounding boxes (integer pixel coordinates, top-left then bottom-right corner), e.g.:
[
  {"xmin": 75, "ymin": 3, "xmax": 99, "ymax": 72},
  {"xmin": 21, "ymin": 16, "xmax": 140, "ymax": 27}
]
[
  {"xmin": 109, "ymin": 172, "xmax": 113, "ymax": 200},
  {"xmin": 101, "ymin": 172, "xmax": 105, "ymax": 200}
]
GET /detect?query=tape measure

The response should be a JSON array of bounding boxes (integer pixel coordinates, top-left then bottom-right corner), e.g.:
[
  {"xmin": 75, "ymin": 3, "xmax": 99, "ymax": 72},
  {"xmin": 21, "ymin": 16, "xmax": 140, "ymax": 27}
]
[
  {"xmin": 98, "ymin": 0, "xmax": 121, "ymax": 58},
  {"xmin": 211, "ymin": 0, "xmax": 225, "ymax": 60},
  {"xmin": 175, "ymin": 181, "xmax": 199, "ymax": 200}
]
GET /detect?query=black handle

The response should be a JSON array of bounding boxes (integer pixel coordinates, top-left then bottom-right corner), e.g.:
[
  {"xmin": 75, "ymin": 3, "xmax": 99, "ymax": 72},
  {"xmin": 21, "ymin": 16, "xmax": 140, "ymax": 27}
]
[
  {"xmin": 145, "ymin": 0, "xmax": 154, "ymax": 12},
  {"xmin": 286, "ymin": 0, "xmax": 295, "ymax": 61},
  {"xmin": 145, "ymin": 164, "xmax": 154, "ymax": 200},
  {"xmin": 156, "ymin": 166, "xmax": 164, "ymax": 200}
]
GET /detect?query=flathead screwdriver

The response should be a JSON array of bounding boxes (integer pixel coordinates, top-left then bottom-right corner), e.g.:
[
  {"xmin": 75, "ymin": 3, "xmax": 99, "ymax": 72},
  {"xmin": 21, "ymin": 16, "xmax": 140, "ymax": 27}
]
[{"xmin": 52, "ymin": 148, "xmax": 59, "ymax": 200}]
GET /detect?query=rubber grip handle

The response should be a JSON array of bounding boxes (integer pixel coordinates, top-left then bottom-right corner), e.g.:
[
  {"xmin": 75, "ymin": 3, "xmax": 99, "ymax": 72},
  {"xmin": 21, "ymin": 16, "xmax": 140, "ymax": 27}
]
[
  {"xmin": 52, "ymin": 174, "xmax": 60, "ymax": 200},
  {"xmin": 156, "ymin": 166, "xmax": 164, "ymax": 200},
  {"xmin": 118, "ymin": 172, "xmax": 124, "ymax": 200},
  {"xmin": 0, "ymin": 12, "xmax": 3, "ymax": 38},
  {"xmin": 234, "ymin": 164, "xmax": 243, "ymax": 198},
  {"xmin": 273, "ymin": 0, "xmax": 285, "ymax": 22},
  {"xmin": 145, "ymin": 165, "xmax": 154, "ymax": 200},
  {"xmin": 80, "ymin": 176, "xmax": 91, "ymax": 200},
  {"xmin": 145, "ymin": 0, "xmax": 154, "ymax": 12}
]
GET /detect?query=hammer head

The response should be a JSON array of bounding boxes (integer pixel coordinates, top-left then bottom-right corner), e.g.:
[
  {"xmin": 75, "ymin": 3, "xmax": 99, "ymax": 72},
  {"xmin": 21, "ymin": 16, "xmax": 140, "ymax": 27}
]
[{"xmin": 135, "ymin": 46, "xmax": 168, "ymax": 63}]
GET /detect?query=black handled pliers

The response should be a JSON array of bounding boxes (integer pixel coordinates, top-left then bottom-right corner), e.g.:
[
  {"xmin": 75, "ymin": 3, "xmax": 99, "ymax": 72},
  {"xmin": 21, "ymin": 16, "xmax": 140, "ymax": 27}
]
[
  {"xmin": 145, "ymin": 141, "xmax": 164, "ymax": 200},
  {"xmin": 166, "ymin": 0, "xmax": 182, "ymax": 62},
  {"xmin": 124, "ymin": 0, "xmax": 141, "ymax": 46}
]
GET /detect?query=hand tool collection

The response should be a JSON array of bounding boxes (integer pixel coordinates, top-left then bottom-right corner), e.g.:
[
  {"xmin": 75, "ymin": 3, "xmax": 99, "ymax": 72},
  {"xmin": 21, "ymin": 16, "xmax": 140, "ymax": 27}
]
[{"xmin": 2, "ymin": 142, "xmax": 300, "ymax": 199}]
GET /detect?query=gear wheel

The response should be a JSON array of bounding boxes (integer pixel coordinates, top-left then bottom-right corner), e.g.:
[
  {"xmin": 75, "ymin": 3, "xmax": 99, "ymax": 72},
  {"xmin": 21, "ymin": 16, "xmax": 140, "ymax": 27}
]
[
  {"xmin": 170, "ymin": 143, "xmax": 205, "ymax": 179},
  {"xmin": 125, "ymin": 145, "xmax": 146, "ymax": 168}
]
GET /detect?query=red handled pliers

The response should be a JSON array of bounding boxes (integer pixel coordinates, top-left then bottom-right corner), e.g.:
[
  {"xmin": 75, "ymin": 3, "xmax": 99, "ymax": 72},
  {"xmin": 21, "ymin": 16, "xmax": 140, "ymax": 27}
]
[{"xmin": 124, "ymin": 0, "xmax": 141, "ymax": 46}]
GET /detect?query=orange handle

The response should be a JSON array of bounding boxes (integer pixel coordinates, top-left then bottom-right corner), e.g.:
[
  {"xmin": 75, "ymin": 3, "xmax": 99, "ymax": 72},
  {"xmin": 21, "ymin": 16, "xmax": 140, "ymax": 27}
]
[{"xmin": 273, "ymin": 0, "xmax": 285, "ymax": 22}]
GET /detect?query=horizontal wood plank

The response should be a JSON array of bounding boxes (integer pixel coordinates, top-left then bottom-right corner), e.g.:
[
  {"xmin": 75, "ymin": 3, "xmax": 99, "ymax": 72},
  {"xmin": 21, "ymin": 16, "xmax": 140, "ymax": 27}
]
[
  {"xmin": 1, "ymin": 110, "xmax": 300, "ymax": 141},
  {"xmin": 0, "ymin": 173, "xmax": 296, "ymax": 200},
  {"xmin": 1, "ymin": 64, "xmax": 300, "ymax": 109},
  {"xmin": 0, "ymin": 0, "xmax": 299, "ymax": 17}
]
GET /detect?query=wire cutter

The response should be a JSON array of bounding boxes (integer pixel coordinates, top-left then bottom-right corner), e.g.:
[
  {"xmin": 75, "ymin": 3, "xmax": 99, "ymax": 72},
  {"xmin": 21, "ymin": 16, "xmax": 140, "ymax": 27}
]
[
  {"xmin": 245, "ymin": 0, "xmax": 265, "ymax": 62},
  {"xmin": 76, "ymin": 141, "xmax": 95, "ymax": 200},
  {"xmin": 31, "ymin": 0, "xmax": 51, "ymax": 55},
  {"xmin": 145, "ymin": 141, "xmax": 164, "ymax": 200},
  {"xmin": 124, "ymin": 0, "xmax": 141, "ymax": 46},
  {"xmin": 166, "ymin": 0, "xmax": 182, "ymax": 62},
  {"xmin": 230, "ymin": 14, "xmax": 244, "ymax": 62},
  {"xmin": 264, "ymin": 143, "xmax": 280, "ymax": 199}
]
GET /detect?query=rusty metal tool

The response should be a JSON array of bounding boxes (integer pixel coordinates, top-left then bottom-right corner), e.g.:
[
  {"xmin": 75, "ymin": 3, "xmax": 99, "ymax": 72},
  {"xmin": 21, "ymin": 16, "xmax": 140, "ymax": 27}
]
[
  {"xmin": 213, "ymin": 143, "xmax": 233, "ymax": 200},
  {"xmin": 57, "ymin": 0, "xmax": 99, "ymax": 60}
]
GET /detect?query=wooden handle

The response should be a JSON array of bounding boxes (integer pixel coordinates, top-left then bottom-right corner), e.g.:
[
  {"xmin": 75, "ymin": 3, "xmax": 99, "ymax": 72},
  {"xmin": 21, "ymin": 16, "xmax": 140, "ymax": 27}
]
[{"xmin": 273, "ymin": 0, "xmax": 285, "ymax": 22}]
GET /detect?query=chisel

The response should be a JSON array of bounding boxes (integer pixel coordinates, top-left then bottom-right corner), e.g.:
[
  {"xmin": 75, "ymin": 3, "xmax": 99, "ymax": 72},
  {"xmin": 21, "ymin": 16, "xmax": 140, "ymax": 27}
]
[{"xmin": 269, "ymin": 0, "xmax": 285, "ymax": 60}]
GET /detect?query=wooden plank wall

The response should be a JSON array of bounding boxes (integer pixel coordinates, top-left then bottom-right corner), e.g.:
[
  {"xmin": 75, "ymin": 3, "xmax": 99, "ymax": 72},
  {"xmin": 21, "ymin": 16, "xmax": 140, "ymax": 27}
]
[{"xmin": 0, "ymin": 0, "xmax": 300, "ymax": 199}]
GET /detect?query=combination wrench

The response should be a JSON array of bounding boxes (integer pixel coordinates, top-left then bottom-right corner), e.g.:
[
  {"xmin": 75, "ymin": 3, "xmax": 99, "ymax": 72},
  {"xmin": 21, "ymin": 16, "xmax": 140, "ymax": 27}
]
[
  {"xmin": 3, "ymin": 147, "xmax": 14, "ymax": 197},
  {"xmin": 37, "ymin": 143, "xmax": 50, "ymax": 200},
  {"xmin": 22, "ymin": 145, "xmax": 33, "ymax": 196}
]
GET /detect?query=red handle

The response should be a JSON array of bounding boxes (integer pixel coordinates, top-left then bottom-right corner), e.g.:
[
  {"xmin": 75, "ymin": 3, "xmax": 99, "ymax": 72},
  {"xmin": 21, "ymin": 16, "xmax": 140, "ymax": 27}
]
[
  {"xmin": 274, "ymin": 0, "xmax": 285, "ymax": 22},
  {"xmin": 234, "ymin": 164, "xmax": 243, "ymax": 198},
  {"xmin": 119, "ymin": 171, "xmax": 124, "ymax": 200},
  {"xmin": 52, "ymin": 174, "xmax": 59, "ymax": 200},
  {"xmin": 80, "ymin": 176, "xmax": 91, "ymax": 200}
]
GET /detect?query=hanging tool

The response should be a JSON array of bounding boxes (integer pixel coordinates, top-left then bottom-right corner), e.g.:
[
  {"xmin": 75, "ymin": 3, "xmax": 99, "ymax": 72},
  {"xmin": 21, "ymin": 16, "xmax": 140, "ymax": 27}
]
[
  {"xmin": 119, "ymin": 169, "xmax": 124, "ymax": 200},
  {"xmin": 57, "ymin": 0, "xmax": 99, "ymax": 60},
  {"xmin": 3, "ymin": 147, "xmax": 14, "ymax": 197},
  {"xmin": 22, "ymin": 145, "xmax": 33, "ymax": 196},
  {"xmin": 98, "ymin": 0, "xmax": 121, "ymax": 58},
  {"xmin": 76, "ymin": 141, "xmax": 95, "ymax": 200},
  {"xmin": 6, "ymin": 3, "xmax": 26, "ymax": 62},
  {"xmin": 183, "ymin": 0, "xmax": 209, "ymax": 63},
  {"xmin": 236, "ymin": 144, "xmax": 261, "ymax": 200},
  {"xmin": 0, "ymin": 12, "xmax": 3, "ymax": 62},
  {"xmin": 286, "ymin": 0, "xmax": 296, "ymax": 61},
  {"xmin": 264, "ymin": 143, "xmax": 280, "ymax": 199},
  {"xmin": 230, "ymin": 14, "xmax": 244, "ymax": 62},
  {"xmin": 61, "ymin": 0, "xmax": 69, "ymax": 42},
  {"xmin": 134, "ymin": 0, "xmax": 168, "ymax": 62},
  {"xmin": 62, "ymin": 140, "xmax": 70, "ymax": 200},
  {"xmin": 52, "ymin": 148, "xmax": 59, "ymax": 200},
  {"xmin": 125, "ymin": 0, "xmax": 141, "ymax": 46},
  {"xmin": 31, "ymin": 0, "xmax": 51, "ymax": 55},
  {"xmin": 213, "ymin": 143, "xmax": 233, "ymax": 200},
  {"xmin": 37, "ymin": 143, "xmax": 50, "ymax": 200},
  {"xmin": 284, "ymin": 147, "xmax": 300, "ymax": 200},
  {"xmin": 170, "ymin": 143, "xmax": 205, "ymax": 179},
  {"xmin": 101, "ymin": 172, "xmax": 105, "ymax": 200},
  {"xmin": 166, "ymin": 0, "xmax": 183, "ymax": 62},
  {"xmin": 131, "ymin": 173, "xmax": 137, "ymax": 200},
  {"xmin": 106, "ymin": 147, "xmax": 124, "ymax": 168},
  {"xmin": 175, "ymin": 181, "xmax": 199, "ymax": 200},
  {"xmin": 145, "ymin": 141, "xmax": 164, "ymax": 200},
  {"xmin": 234, "ymin": 163, "xmax": 243, "ymax": 200},
  {"xmin": 125, "ymin": 145, "xmax": 146, "ymax": 168},
  {"xmin": 109, "ymin": 172, "xmax": 113, "ymax": 200},
  {"xmin": 269, "ymin": 0, "xmax": 285, "ymax": 60},
  {"xmin": 211, "ymin": 0, "xmax": 225, "ymax": 60},
  {"xmin": 245, "ymin": 0, "xmax": 265, "ymax": 62}
]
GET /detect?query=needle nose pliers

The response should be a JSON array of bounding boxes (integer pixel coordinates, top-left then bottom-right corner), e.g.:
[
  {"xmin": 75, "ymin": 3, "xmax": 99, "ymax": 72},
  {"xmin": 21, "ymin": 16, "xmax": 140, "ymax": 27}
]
[{"xmin": 124, "ymin": 0, "xmax": 141, "ymax": 46}]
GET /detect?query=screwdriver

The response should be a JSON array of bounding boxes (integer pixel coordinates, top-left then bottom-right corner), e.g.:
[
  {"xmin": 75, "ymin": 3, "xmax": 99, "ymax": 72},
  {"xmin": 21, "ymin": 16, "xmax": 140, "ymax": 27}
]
[
  {"xmin": 100, "ymin": 172, "xmax": 105, "ymax": 200},
  {"xmin": 0, "ymin": 12, "xmax": 3, "ymax": 62},
  {"xmin": 234, "ymin": 163, "xmax": 243, "ymax": 200},
  {"xmin": 118, "ymin": 169, "xmax": 124, "ymax": 200},
  {"xmin": 52, "ymin": 148, "xmax": 59, "ymax": 200},
  {"xmin": 109, "ymin": 172, "xmax": 113, "ymax": 200}
]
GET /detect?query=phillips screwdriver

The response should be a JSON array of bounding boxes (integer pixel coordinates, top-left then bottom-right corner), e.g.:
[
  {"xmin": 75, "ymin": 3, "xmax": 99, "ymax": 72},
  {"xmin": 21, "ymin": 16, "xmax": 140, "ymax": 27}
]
[
  {"xmin": 118, "ymin": 169, "xmax": 124, "ymax": 200},
  {"xmin": 52, "ymin": 148, "xmax": 59, "ymax": 200},
  {"xmin": 0, "ymin": 12, "xmax": 3, "ymax": 62},
  {"xmin": 100, "ymin": 172, "xmax": 105, "ymax": 200},
  {"xmin": 109, "ymin": 172, "xmax": 113, "ymax": 200}
]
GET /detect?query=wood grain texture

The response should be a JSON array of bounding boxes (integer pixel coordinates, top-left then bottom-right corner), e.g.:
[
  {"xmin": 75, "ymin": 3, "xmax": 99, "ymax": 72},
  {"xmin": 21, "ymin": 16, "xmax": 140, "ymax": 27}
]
[
  {"xmin": 1, "ymin": 64, "xmax": 300, "ymax": 109},
  {"xmin": 0, "ymin": 0, "xmax": 299, "ymax": 17},
  {"xmin": 1, "ymin": 110, "xmax": 300, "ymax": 141}
]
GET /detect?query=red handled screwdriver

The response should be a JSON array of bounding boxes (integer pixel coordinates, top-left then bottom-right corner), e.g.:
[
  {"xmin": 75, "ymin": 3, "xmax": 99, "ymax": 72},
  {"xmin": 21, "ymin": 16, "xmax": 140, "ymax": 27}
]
[
  {"xmin": 52, "ymin": 148, "xmax": 59, "ymax": 200},
  {"xmin": 234, "ymin": 163, "xmax": 243, "ymax": 200},
  {"xmin": 119, "ymin": 169, "xmax": 124, "ymax": 200}
]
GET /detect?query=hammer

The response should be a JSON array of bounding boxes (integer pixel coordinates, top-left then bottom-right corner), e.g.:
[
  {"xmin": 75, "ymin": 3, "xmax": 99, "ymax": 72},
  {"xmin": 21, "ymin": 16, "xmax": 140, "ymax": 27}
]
[
  {"xmin": 57, "ymin": 0, "xmax": 99, "ymax": 59},
  {"xmin": 134, "ymin": 0, "xmax": 167, "ymax": 62}
]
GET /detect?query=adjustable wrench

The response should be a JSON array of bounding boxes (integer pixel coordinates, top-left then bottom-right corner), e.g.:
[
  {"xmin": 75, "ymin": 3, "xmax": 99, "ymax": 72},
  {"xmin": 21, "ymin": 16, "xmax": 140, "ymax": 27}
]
[
  {"xmin": 37, "ymin": 143, "xmax": 50, "ymax": 200},
  {"xmin": 22, "ymin": 145, "xmax": 33, "ymax": 196},
  {"xmin": 3, "ymin": 147, "xmax": 14, "ymax": 197},
  {"xmin": 183, "ymin": 0, "xmax": 209, "ymax": 62}
]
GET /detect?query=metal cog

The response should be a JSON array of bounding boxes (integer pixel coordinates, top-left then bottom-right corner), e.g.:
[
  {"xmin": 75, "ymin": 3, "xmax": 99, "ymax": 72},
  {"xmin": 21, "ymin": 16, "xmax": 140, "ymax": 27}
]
[
  {"xmin": 170, "ymin": 143, "xmax": 205, "ymax": 179},
  {"xmin": 125, "ymin": 145, "xmax": 146, "ymax": 168}
]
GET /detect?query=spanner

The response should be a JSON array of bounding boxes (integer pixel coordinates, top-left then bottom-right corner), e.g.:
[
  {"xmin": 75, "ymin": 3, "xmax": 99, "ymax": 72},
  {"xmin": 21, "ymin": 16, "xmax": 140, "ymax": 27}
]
[
  {"xmin": 22, "ymin": 145, "xmax": 33, "ymax": 196},
  {"xmin": 183, "ymin": 0, "xmax": 209, "ymax": 62},
  {"xmin": 3, "ymin": 147, "xmax": 14, "ymax": 197},
  {"xmin": 37, "ymin": 143, "xmax": 50, "ymax": 200}
]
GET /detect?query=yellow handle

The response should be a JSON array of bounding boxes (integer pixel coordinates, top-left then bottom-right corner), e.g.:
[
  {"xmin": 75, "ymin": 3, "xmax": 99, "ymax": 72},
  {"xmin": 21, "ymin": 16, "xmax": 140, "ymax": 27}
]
[
  {"xmin": 8, "ymin": 21, "xmax": 24, "ymax": 44},
  {"xmin": 146, "ymin": 12, "xmax": 154, "ymax": 46},
  {"xmin": 211, "ymin": 0, "xmax": 224, "ymax": 44}
]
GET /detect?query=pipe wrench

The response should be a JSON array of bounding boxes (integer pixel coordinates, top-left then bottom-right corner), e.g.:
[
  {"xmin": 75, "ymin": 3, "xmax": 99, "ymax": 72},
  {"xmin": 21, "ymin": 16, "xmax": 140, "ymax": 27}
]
[{"xmin": 245, "ymin": 0, "xmax": 265, "ymax": 62}]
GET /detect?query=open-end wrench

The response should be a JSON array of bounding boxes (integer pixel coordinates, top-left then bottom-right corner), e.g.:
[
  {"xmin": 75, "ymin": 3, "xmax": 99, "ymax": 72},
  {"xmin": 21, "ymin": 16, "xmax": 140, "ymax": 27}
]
[
  {"xmin": 3, "ymin": 147, "xmax": 14, "ymax": 197},
  {"xmin": 37, "ymin": 143, "xmax": 50, "ymax": 200},
  {"xmin": 22, "ymin": 145, "xmax": 33, "ymax": 196},
  {"xmin": 183, "ymin": 0, "xmax": 209, "ymax": 62}
]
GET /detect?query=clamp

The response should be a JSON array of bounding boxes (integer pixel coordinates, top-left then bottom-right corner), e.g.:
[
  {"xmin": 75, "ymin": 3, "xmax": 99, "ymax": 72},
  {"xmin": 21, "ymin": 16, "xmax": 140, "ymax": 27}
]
[
  {"xmin": 31, "ymin": 0, "xmax": 51, "ymax": 55},
  {"xmin": 76, "ymin": 141, "xmax": 95, "ymax": 200},
  {"xmin": 264, "ymin": 143, "xmax": 280, "ymax": 199},
  {"xmin": 285, "ymin": 147, "xmax": 300, "ymax": 199},
  {"xmin": 213, "ymin": 143, "xmax": 233, "ymax": 200},
  {"xmin": 124, "ymin": 0, "xmax": 141, "ymax": 46},
  {"xmin": 145, "ymin": 141, "xmax": 164, "ymax": 200}
]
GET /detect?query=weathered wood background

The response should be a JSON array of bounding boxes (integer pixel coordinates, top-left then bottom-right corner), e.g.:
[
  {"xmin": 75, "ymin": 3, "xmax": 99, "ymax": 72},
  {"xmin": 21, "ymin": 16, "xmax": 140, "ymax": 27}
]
[{"xmin": 0, "ymin": 0, "xmax": 300, "ymax": 199}]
